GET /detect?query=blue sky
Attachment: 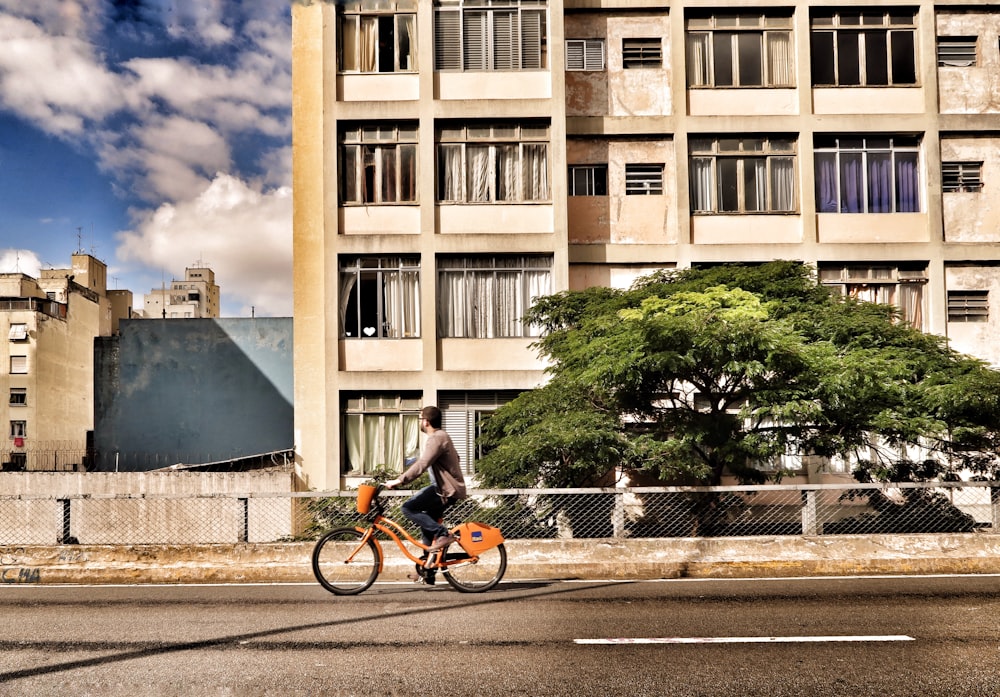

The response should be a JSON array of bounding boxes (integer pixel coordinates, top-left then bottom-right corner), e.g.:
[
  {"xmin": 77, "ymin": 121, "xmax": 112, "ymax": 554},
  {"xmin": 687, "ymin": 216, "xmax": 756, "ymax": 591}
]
[{"xmin": 0, "ymin": 0, "xmax": 293, "ymax": 317}]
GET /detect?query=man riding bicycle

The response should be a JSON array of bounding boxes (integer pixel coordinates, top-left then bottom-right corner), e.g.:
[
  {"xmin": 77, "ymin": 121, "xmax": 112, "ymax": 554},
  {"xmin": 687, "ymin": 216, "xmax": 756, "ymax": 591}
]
[{"xmin": 384, "ymin": 406, "xmax": 467, "ymax": 556}]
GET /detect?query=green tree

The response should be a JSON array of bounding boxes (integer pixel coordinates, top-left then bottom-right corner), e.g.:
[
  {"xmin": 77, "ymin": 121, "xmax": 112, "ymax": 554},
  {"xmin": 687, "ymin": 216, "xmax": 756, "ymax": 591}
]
[{"xmin": 477, "ymin": 261, "xmax": 1000, "ymax": 488}]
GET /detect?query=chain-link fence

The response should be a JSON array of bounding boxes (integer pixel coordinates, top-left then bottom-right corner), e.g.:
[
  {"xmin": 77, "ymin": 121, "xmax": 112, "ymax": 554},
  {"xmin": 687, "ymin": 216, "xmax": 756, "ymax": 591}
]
[{"xmin": 0, "ymin": 482, "xmax": 997, "ymax": 546}]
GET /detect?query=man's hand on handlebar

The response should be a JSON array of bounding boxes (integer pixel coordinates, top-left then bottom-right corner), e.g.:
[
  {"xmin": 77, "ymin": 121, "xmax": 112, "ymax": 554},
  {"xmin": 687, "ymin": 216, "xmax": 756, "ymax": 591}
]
[{"xmin": 383, "ymin": 478, "xmax": 402, "ymax": 489}]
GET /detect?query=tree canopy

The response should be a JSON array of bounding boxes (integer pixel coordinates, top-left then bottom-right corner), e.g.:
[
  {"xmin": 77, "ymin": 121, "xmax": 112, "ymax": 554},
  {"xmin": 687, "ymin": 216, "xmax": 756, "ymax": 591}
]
[{"xmin": 476, "ymin": 261, "xmax": 1000, "ymax": 488}]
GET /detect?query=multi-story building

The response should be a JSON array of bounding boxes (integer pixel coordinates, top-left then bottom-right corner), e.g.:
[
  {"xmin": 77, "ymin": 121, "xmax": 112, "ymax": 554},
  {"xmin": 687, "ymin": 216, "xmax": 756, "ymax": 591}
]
[
  {"xmin": 292, "ymin": 0, "xmax": 1000, "ymax": 489},
  {"xmin": 0, "ymin": 253, "xmax": 120, "ymax": 471},
  {"xmin": 141, "ymin": 266, "xmax": 220, "ymax": 319}
]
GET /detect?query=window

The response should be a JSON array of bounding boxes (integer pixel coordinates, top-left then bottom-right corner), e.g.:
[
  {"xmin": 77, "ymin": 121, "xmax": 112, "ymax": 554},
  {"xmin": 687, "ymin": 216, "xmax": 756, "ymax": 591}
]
[
  {"xmin": 625, "ymin": 164, "xmax": 664, "ymax": 195},
  {"xmin": 9, "ymin": 356, "xmax": 26, "ymax": 374},
  {"xmin": 9, "ymin": 421, "xmax": 26, "ymax": 438},
  {"xmin": 568, "ymin": 165, "xmax": 608, "ymax": 196},
  {"xmin": 565, "ymin": 39, "xmax": 605, "ymax": 71},
  {"xmin": 819, "ymin": 264, "xmax": 927, "ymax": 329},
  {"xmin": 690, "ymin": 137, "xmax": 796, "ymax": 213},
  {"xmin": 9, "ymin": 388, "xmax": 25, "ymax": 406},
  {"xmin": 437, "ymin": 122, "xmax": 549, "ymax": 202},
  {"xmin": 814, "ymin": 136, "xmax": 920, "ymax": 213},
  {"xmin": 434, "ymin": 0, "xmax": 547, "ymax": 71},
  {"xmin": 811, "ymin": 10, "xmax": 917, "ymax": 86},
  {"xmin": 440, "ymin": 391, "xmax": 521, "ymax": 474},
  {"xmin": 339, "ymin": 257, "xmax": 420, "ymax": 339},
  {"xmin": 942, "ymin": 161, "xmax": 983, "ymax": 193},
  {"xmin": 622, "ymin": 38, "xmax": 662, "ymax": 68},
  {"xmin": 8, "ymin": 323, "xmax": 27, "ymax": 341},
  {"xmin": 343, "ymin": 394, "xmax": 421, "ymax": 476},
  {"xmin": 948, "ymin": 290, "xmax": 988, "ymax": 322},
  {"xmin": 339, "ymin": 0, "xmax": 417, "ymax": 73},
  {"xmin": 686, "ymin": 12, "xmax": 794, "ymax": 88},
  {"xmin": 937, "ymin": 36, "xmax": 977, "ymax": 67},
  {"xmin": 341, "ymin": 123, "xmax": 418, "ymax": 204},
  {"xmin": 438, "ymin": 255, "xmax": 552, "ymax": 338}
]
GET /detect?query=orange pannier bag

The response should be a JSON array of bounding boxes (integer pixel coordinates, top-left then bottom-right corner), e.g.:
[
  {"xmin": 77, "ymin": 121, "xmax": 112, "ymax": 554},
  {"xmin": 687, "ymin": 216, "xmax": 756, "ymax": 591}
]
[
  {"xmin": 453, "ymin": 522, "xmax": 504, "ymax": 555},
  {"xmin": 356, "ymin": 484, "xmax": 378, "ymax": 514}
]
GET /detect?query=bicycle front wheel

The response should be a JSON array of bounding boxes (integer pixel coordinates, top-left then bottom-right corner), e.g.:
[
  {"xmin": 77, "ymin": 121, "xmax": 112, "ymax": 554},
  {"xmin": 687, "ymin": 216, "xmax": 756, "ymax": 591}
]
[
  {"xmin": 312, "ymin": 528, "xmax": 380, "ymax": 595},
  {"xmin": 443, "ymin": 543, "xmax": 507, "ymax": 593}
]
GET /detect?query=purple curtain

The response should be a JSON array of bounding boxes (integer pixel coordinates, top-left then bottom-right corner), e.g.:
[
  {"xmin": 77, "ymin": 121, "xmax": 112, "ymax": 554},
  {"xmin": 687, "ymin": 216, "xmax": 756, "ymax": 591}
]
[
  {"xmin": 895, "ymin": 153, "xmax": 919, "ymax": 212},
  {"xmin": 816, "ymin": 154, "xmax": 838, "ymax": 212},
  {"xmin": 840, "ymin": 154, "xmax": 863, "ymax": 213},
  {"xmin": 867, "ymin": 153, "xmax": 892, "ymax": 213}
]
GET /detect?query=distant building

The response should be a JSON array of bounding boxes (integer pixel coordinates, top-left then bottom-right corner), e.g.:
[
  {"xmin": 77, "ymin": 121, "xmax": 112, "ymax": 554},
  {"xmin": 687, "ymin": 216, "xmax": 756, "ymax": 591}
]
[
  {"xmin": 141, "ymin": 266, "xmax": 220, "ymax": 319},
  {"xmin": 0, "ymin": 253, "xmax": 128, "ymax": 471}
]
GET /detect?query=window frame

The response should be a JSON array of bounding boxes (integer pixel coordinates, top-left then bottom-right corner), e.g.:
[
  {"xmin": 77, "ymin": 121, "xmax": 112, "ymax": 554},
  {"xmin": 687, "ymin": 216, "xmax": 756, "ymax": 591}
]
[
  {"xmin": 338, "ymin": 0, "xmax": 418, "ymax": 74},
  {"xmin": 9, "ymin": 355, "xmax": 27, "ymax": 375},
  {"xmin": 565, "ymin": 38, "xmax": 605, "ymax": 71},
  {"xmin": 9, "ymin": 420, "xmax": 26, "ymax": 438},
  {"xmin": 567, "ymin": 164, "xmax": 609, "ymax": 196},
  {"xmin": 340, "ymin": 123, "xmax": 418, "ymax": 205},
  {"xmin": 437, "ymin": 255, "xmax": 552, "ymax": 338},
  {"xmin": 814, "ymin": 135, "xmax": 922, "ymax": 214},
  {"xmin": 8, "ymin": 323, "xmax": 27, "ymax": 341},
  {"xmin": 810, "ymin": 10, "xmax": 918, "ymax": 87},
  {"xmin": 339, "ymin": 256, "xmax": 421, "ymax": 339},
  {"xmin": 936, "ymin": 36, "xmax": 977, "ymax": 67},
  {"xmin": 819, "ymin": 264, "xmax": 927, "ymax": 329},
  {"xmin": 686, "ymin": 12, "xmax": 795, "ymax": 88},
  {"xmin": 9, "ymin": 388, "xmax": 26, "ymax": 407},
  {"xmin": 440, "ymin": 390, "xmax": 522, "ymax": 475},
  {"xmin": 436, "ymin": 122, "xmax": 550, "ymax": 203},
  {"xmin": 689, "ymin": 136, "xmax": 798, "ymax": 213},
  {"xmin": 434, "ymin": 0, "xmax": 548, "ymax": 72},
  {"xmin": 622, "ymin": 37, "xmax": 663, "ymax": 68},
  {"xmin": 624, "ymin": 163, "xmax": 664, "ymax": 195},
  {"xmin": 342, "ymin": 393, "xmax": 422, "ymax": 476},
  {"xmin": 941, "ymin": 161, "xmax": 983, "ymax": 193}
]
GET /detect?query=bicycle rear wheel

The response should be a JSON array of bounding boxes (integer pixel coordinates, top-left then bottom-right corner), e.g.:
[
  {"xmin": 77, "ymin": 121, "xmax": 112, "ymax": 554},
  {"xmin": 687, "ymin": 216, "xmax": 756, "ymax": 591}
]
[
  {"xmin": 443, "ymin": 543, "xmax": 507, "ymax": 593},
  {"xmin": 312, "ymin": 528, "xmax": 380, "ymax": 595}
]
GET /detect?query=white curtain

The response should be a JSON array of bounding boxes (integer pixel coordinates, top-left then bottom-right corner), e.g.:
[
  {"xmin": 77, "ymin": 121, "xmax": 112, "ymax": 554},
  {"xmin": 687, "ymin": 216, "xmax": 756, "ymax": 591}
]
[
  {"xmin": 897, "ymin": 283, "xmax": 924, "ymax": 329},
  {"xmin": 439, "ymin": 267, "xmax": 469, "ymax": 337},
  {"xmin": 398, "ymin": 15, "xmax": 416, "ymax": 71},
  {"xmin": 686, "ymin": 34, "xmax": 709, "ymax": 86},
  {"xmin": 339, "ymin": 272, "xmax": 358, "ymax": 337},
  {"xmin": 690, "ymin": 158, "xmax": 714, "ymax": 211},
  {"xmin": 770, "ymin": 156, "xmax": 795, "ymax": 211},
  {"xmin": 522, "ymin": 143, "xmax": 549, "ymax": 200},
  {"xmin": 400, "ymin": 270, "xmax": 420, "ymax": 337},
  {"xmin": 468, "ymin": 145, "xmax": 492, "ymax": 201},
  {"xmin": 345, "ymin": 414, "xmax": 362, "ymax": 472},
  {"xmin": 748, "ymin": 158, "xmax": 767, "ymax": 211},
  {"xmin": 766, "ymin": 31, "xmax": 792, "ymax": 86},
  {"xmin": 438, "ymin": 144, "xmax": 463, "ymax": 201},
  {"xmin": 496, "ymin": 145, "xmax": 518, "ymax": 201},
  {"xmin": 359, "ymin": 16, "xmax": 377, "ymax": 72},
  {"xmin": 380, "ymin": 146, "xmax": 397, "ymax": 203},
  {"xmin": 471, "ymin": 269, "xmax": 496, "ymax": 337}
]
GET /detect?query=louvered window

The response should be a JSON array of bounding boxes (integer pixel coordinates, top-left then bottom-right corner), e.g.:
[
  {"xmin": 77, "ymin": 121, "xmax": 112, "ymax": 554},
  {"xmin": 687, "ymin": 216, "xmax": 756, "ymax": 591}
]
[
  {"xmin": 948, "ymin": 291, "xmax": 988, "ymax": 322},
  {"xmin": 622, "ymin": 38, "xmax": 662, "ymax": 68},
  {"xmin": 8, "ymin": 323, "xmax": 27, "ymax": 341},
  {"xmin": 937, "ymin": 36, "xmax": 977, "ymax": 67},
  {"xmin": 440, "ymin": 391, "xmax": 522, "ymax": 474},
  {"xmin": 566, "ymin": 39, "xmax": 604, "ymax": 71},
  {"xmin": 9, "ymin": 356, "xmax": 27, "ymax": 374},
  {"xmin": 625, "ymin": 164, "xmax": 664, "ymax": 195},
  {"xmin": 941, "ymin": 161, "xmax": 983, "ymax": 193},
  {"xmin": 434, "ymin": 0, "xmax": 547, "ymax": 71}
]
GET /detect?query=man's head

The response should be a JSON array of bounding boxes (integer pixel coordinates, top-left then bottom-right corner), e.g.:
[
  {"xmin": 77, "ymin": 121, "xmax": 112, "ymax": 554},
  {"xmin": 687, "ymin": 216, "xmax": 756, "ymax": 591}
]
[{"xmin": 420, "ymin": 405, "xmax": 442, "ymax": 430}]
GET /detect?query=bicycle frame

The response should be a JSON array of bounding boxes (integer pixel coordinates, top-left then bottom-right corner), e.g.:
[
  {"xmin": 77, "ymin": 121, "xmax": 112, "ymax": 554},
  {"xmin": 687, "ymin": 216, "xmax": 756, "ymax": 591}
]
[{"xmin": 347, "ymin": 513, "xmax": 480, "ymax": 573}]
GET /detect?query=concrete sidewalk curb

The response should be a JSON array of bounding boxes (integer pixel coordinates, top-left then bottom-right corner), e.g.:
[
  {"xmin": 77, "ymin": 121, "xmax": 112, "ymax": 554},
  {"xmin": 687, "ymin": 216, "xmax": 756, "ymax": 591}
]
[{"xmin": 3, "ymin": 533, "xmax": 1000, "ymax": 585}]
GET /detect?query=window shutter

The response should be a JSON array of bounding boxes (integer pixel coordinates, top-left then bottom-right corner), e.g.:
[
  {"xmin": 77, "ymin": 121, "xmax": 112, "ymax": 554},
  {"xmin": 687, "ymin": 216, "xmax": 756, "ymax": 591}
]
[
  {"xmin": 566, "ymin": 40, "xmax": 585, "ymax": 70},
  {"xmin": 492, "ymin": 10, "xmax": 517, "ymax": 69},
  {"xmin": 10, "ymin": 356, "xmax": 27, "ymax": 374},
  {"xmin": 463, "ymin": 10, "xmax": 488, "ymax": 70},
  {"xmin": 520, "ymin": 9, "xmax": 542, "ymax": 69},
  {"xmin": 585, "ymin": 39, "xmax": 605, "ymax": 70},
  {"xmin": 937, "ymin": 36, "xmax": 977, "ymax": 67},
  {"xmin": 434, "ymin": 10, "xmax": 462, "ymax": 70}
]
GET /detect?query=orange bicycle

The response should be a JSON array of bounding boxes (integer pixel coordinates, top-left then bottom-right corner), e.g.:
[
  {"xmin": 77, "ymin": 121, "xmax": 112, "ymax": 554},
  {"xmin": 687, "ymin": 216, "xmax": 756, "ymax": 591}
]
[{"xmin": 312, "ymin": 484, "xmax": 507, "ymax": 595}]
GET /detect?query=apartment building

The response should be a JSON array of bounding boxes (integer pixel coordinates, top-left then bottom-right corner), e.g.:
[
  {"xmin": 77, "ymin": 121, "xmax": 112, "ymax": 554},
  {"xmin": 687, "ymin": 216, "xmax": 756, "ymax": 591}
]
[
  {"xmin": 141, "ymin": 266, "xmax": 220, "ymax": 319},
  {"xmin": 291, "ymin": 0, "xmax": 1000, "ymax": 490},
  {"xmin": 0, "ymin": 253, "xmax": 118, "ymax": 471}
]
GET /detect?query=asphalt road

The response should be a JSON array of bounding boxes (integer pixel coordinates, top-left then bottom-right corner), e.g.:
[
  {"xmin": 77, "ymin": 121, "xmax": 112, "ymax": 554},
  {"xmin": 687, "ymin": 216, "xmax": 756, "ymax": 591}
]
[{"xmin": 0, "ymin": 575, "xmax": 998, "ymax": 696}]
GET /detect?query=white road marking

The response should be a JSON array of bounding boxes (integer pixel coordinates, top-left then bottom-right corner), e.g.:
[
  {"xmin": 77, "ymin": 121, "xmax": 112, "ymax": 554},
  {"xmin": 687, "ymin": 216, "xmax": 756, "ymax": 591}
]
[{"xmin": 575, "ymin": 635, "xmax": 915, "ymax": 645}]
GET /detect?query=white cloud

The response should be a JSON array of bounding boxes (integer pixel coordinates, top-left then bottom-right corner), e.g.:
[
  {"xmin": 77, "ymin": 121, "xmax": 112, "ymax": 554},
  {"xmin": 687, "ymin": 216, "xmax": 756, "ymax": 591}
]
[
  {"xmin": 0, "ymin": 249, "xmax": 41, "ymax": 276},
  {"xmin": 117, "ymin": 174, "xmax": 292, "ymax": 317}
]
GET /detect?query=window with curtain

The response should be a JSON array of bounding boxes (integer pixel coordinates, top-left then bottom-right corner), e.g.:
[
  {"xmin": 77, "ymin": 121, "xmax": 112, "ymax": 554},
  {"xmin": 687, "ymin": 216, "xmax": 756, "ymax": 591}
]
[
  {"xmin": 814, "ymin": 136, "xmax": 920, "ymax": 213},
  {"xmin": 437, "ymin": 122, "xmax": 549, "ymax": 203},
  {"xmin": 686, "ymin": 12, "xmax": 794, "ymax": 88},
  {"xmin": 340, "ymin": 256, "xmax": 420, "ymax": 339},
  {"xmin": 819, "ymin": 264, "xmax": 927, "ymax": 329},
  {"xmin": 690, "ymin": 137, "xmax": 796, "ymax": 213},
  {"xmin": 339, "ymin": 0, "xmax": 417, "ymax": 73},
  {"xmin": 434, "ymin": 0, "xmax": 547, "ymax": 71},
  {"xmin": 343, "ymin": 394, "xmax": 422, "ymax": 476},
  {"xmin": 810, "ymin": 10, "xmax": 917, "ymax": 86},
  {"xmin": 341, "ymin": 123, "xmax": 418, "ymax": 204},
  {"xmin": 438, "ymin": 255, "xmax": 552, "ymax": 338}
]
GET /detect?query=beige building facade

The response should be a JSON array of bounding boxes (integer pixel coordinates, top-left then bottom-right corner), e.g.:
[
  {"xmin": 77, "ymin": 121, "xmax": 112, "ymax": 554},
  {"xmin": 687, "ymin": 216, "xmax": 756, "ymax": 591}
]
[
  {"xmin": 292, "ymin": 0, "xmax": 1000, "ymax": 490},
  {"xmin": 0, "ymin": 254, "xmax": 120, "ymax": 471},
  {"xmin": 141, "ymin": 266, "xmax": 220, "ymax": 319}
]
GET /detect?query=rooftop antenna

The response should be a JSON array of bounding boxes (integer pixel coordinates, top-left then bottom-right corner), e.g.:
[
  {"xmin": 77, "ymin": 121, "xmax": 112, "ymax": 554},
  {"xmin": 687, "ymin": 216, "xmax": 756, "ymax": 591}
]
[{"xmin": 76, "ymin": 227, "xmax": 84, "ymax": 254}]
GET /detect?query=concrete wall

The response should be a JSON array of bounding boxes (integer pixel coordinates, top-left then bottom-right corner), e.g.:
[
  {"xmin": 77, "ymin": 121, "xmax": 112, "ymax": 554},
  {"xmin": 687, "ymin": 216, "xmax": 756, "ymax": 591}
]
[{"xmin": 93, "ymin": 318, "xmax": 293, "ymax": 471}]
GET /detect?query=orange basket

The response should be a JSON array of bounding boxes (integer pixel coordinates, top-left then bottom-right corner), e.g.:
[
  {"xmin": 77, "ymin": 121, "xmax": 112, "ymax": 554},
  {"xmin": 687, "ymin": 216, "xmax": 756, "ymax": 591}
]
[
  {"xmin": 454, "ymin": 522, "xmax": 505, "ymax": 554},
  {"xmin": 356, "ymin": 484, "xmax": 378, "ymax": 514}
]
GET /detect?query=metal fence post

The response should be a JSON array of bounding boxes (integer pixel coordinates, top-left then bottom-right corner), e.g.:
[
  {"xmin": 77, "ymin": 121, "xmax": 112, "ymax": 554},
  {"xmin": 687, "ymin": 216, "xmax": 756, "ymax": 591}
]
[
  {"xmin": 801, "ymin": 490, "xmax": 819, "ymax": 536},
  {"xmin": 612, "ymin": 491, "xmax": 625, "ymax": 538},
  {"xmin": 57, "ymin": 498, "xmax": 73, "ymax": 544},
  {"xmin": 992, "ymin": 487, "xmax": 1000, "ymax": 534},
  {"xmin": 239, "ymin": 497, "xmax": 249, "ymax": 543}
]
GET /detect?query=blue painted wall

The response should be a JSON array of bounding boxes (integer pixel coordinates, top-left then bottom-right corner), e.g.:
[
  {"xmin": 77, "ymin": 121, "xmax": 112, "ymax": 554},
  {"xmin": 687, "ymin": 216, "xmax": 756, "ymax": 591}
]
[{"xmin": 93, "ymin": 318, "xmax": 293, "ymax": 471}]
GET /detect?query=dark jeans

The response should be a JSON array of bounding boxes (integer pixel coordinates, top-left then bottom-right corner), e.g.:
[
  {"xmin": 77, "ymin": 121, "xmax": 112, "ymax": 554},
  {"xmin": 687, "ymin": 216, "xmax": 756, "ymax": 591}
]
[{"xmin": 401, "ymin": 485, "xmax": 454, "ymax": 546}]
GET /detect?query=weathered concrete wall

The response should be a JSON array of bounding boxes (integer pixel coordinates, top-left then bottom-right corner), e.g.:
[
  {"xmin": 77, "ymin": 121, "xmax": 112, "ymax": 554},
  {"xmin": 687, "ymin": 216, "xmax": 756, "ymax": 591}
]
[
  {"xmin": 941, "ymin": 135, "xmax": 1000, "ymax": 243},
  {"xmin": 93, "ymin": 318, "xmax": 293, "ymax": 470},
  {"xmin": 937, "ymin": 11, "xmax": 1000, "ymax": 114},
  {"xmin": 3, "ymin": 533, "xmax": 1000, "ymax": 585},
  {"xmin": 944, "ymin": 264, "xmax": 1000, "ymax": 367}
]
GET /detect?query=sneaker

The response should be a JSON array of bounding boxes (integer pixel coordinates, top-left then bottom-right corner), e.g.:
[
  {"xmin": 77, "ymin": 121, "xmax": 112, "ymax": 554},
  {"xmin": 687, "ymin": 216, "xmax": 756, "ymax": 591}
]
[{"xmin": 426, "ymin": 534, "xmax": 456, "ymax": 552}]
